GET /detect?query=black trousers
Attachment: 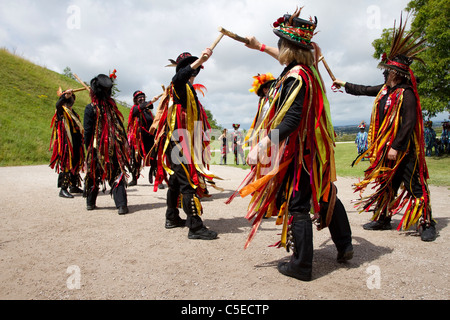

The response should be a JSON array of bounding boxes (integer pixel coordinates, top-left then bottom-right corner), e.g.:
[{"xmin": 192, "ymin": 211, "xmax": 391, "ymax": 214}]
[
  {"xmin": 131, "ymin": 133, "xmax": 155, "ymax": 180},
  {"xmin": 57, "ymin": 136, "xmax": 82, "ymax": 189},
  {"xmin": 165, "ymin": 144, "xmax": 204, "ymax": 230},
  {"xmin": 57, "ymin": 172, "xmax": 80, "ymax": 188},
  {"xmin": 85, "ymin": 155, "xmax": 127, "ymax": 208},
  {"xmin": 391, "ymin": 153, "xmax": 425, "ymax": 198},
  {"xmin": 287, "ymin": 165, "xmax": 352, "ymax": 276},
  {"xmin": 166, "ymin": 163, "xmax": 204, "ymax": 230},
  {"xmin": 377, "ymin": 153, "xmax": 430, "ymax": 220}
]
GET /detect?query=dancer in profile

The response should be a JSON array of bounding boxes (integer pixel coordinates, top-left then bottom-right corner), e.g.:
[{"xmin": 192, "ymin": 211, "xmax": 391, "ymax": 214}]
[
  {"xmin": 151, "ymin": 50, "xmax": 220, "ymax": 240},
  {"xmin": 334, "ymin": 14, "xmax": 436, "ymax": 241}
]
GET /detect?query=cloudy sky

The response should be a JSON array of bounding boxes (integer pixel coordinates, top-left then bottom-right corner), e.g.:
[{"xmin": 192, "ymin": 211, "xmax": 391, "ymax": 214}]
[{"xmin": 1, "ymin": 0, "xmax": 445, "ymax": 129}]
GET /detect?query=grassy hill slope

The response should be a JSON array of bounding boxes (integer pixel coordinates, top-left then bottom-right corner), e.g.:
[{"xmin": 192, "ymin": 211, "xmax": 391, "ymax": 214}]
[{"xmin": 0, "ymin": 48, "xmax": 130, "ymax": 166}]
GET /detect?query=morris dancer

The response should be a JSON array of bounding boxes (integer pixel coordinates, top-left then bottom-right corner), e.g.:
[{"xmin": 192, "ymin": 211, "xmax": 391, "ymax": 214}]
[
  {"xmin": 151, "ymin": 50, "xmax": 220, "ymax": 240},
  {"xmin": 84, "ymin": 72, "xmax": 131, "ymax": 215},
  {"xmin": 50, "ymin": 89, "xmax": 85, "ymax": 198},
  {"xmin": 334, "ymin": 15, "xmax": 436, "ymax": 241},
  {"xmin": 245, "ymin": 73, "xmax": 275, "ymax": 150},
  {"xmin": 127, "ymin": 90, "xmax": 161, "ymax": 186},
  {"xmin": 228, "ymin": 7, "xmax": 353, "ymax": 281}
]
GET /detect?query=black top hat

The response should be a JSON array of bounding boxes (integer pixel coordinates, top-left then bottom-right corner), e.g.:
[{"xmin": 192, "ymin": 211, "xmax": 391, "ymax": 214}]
[
  {"xmin": 273, "ymin": 8, "xmax": 317, "ymax": 50},
  {"xmin": 175, "ymin": 52, "xmax": 199, "ymax": 72},
  {"xmin": 91, "ymin": 74, "xmax": 113, "ymax": 90}
]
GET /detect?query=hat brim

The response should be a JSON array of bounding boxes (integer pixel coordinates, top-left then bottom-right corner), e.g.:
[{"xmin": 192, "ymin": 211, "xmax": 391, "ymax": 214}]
[
  {"xmin": 378, "ymin": 62, "xmax": 410, "ymax": 78},
  {"xmin": 95, "ymin": 74, "xmax": 114, "ymax": 89},
  {"xmin": 176, "ymin": 56, "xmax": 199, "ymax": 72},
  {"xmin": 273, "ymin": 29, "xmax": 313, "ymax": 50},
  {"xmin": 257, "ymin": 80, "xmax": 275, "ymax": 97}
]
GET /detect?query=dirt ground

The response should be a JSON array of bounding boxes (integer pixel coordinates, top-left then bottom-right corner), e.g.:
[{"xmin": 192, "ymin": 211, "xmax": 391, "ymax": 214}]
[{"xmin": 0, "ymin": 164, "xmax": 448, "ymax": 301}]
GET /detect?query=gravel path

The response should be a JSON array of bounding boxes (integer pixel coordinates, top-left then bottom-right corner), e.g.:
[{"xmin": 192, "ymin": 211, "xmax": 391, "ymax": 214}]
[{"xmin": 0, "ymin": 164, "xmax": 448, "ymax": 300}]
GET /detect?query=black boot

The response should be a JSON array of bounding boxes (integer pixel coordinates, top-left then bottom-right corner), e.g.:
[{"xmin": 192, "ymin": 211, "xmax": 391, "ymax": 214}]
[
  {"xmin": 118, "ymin": 206, "xmax": 129, "ymax": 215},
  {"xmin": 421, "ymin": 220, "xmax": 437, "ymax": 242},
  {"xmin": 277, "ymin": 212, "xmax": 313, "ymax": 281},
  {"xmin": 363, "ymin": 216, "xmax": 392, "ymax": 230},
  {"xmin": 188, "ymin": 226, "xmax": 218, "ymax": 240},
  {"xmin": 86, "ymin": 187, "xmax": 98, "ymax": 210},
  {"xmin": 59, "ymin": 187, "xmax": 74, "ymax": 199},
  {"xmin": 327, "ymin": 198, "xmax": 354, "ymax": 263},
  {"xmin": 165, "ymin": 186, "xmax": 183, "ymax": 228},
  {"xmin": 69, "ymin": 186, "xmax": 83, "ymax": 194}
]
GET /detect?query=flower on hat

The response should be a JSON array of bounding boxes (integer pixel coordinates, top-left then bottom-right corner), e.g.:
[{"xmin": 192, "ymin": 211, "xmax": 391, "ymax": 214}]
[
  {"xmin": 249, "ymin": 73, "xmax": 275, "ymax": 94},
  {"xmin": 109, "ymin": 69, "xmax": 117, "ymax": 80},
  {"xmin": 273, "ymin": 17, "xmax": 285, "ymax": 28}
]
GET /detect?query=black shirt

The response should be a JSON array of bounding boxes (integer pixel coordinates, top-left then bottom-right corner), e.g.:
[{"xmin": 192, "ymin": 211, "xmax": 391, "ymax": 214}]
[
  {"xmin": 269, "ymin": 62, "xmax": 306, "ymax": 143},
  {"xmin": 345, "ymin": 82, "xmax": 417, "ymax": 151}
]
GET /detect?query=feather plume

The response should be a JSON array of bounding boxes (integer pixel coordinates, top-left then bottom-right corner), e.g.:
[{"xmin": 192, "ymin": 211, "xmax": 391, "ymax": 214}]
[
  {"xmin": 288, "ymin": 6, "xmax": 303, "ymax": 26},
  {"xmin": 165, "ymin": 59, "xmax": 177, "ymax": 68},
  {"xmin": 388, "ymin": 13, "xmax": 427, "ymax": 64}
]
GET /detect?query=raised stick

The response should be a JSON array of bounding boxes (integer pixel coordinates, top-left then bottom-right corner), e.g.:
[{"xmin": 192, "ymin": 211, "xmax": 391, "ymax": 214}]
[
  {"xmin": 318, "ymin": 56, "xmax": 336, "ymax": 81},
  {"xmin": 218, "ymin": 26, "xmax": 250, "ymax": 44},
  {"xmin": 57, "ymin": 86, "xmax": 90, "ymax": 97},
  {"xmin": 73, "ymin": 74, "xmax": 91, "ymax": 92},
  {"xmin": 203, "ymin": 33, "xmax": 225, "ymax": 58}
]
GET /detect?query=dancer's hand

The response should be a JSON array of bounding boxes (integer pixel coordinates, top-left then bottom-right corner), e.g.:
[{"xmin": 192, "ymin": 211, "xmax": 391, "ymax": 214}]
[{"xmin": 387, "ymin": 148, "xmax": 398, "ymax": 160}]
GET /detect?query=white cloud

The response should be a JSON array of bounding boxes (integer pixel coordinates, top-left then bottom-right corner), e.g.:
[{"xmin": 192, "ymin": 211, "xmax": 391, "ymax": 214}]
[{"xmin": 2, "ymin": 0, "xmax": 445, "ymax": 129}]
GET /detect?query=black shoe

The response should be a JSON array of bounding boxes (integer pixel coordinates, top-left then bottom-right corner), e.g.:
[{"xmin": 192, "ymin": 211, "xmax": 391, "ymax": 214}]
[
  {"xmin": 188, "ymin": 226, "xmax": 218, "ymax": 240},
  {"xmin": 158, "ymin": 184, "xmax": 165, "ymax": 190},
  {"xmin": 421, "ymin": 221, "xmax": 437, "ymax": 242},
  {"xmin": 277, "ymin": 261, "xmax": 312, "ymax": 281},
  {"xmin": 165, "ymin": 218, "xmax": 186, "ymax": 229},
  {"xmin": 59, "ymin": 188, "xmax": 74, "ymax": 199},
  {"xmin": 363, "ymin": 218, "xmax": 392, "ymax": 230},
  {"xmin": 337, "ymin": 244, "xmax": 354, "ymax": 263},
  {"xmin": 87, "ymin": 204, "xmax": 96, "ymax": 211},
  {"xmin": 128, "ymin": 179, "xmax": 137, "ymax": 186},
  {"xmin": 69, "ymin": 186, "xmax": 83, "ymax": 194},
  {"xmin": 118, "ymin": 206, "xmax": 129, "ymax": 215}
]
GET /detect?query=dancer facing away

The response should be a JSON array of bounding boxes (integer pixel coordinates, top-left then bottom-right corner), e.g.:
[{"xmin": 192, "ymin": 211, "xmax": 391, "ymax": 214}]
[
  {"xmin": 333, "ymin": 14, "xmax": 436, "ymax": 241},
  {"xmin": 84, "ymin": 72, "xmax": 131, "ymax": 215},
  {"xmin": 227, "ymin": 7, "xmax": 353, "ymax": 281}
]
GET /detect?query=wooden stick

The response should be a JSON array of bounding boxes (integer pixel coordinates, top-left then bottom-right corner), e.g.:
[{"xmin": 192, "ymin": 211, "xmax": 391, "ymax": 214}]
[
  {"xmin": 203, "ymin": 33, "xmax": 224, "ymax": 58},
  {"xmin": 57, "ymin": 86, "xmax": 89, "ymax": 97},
  {"xmin": 318, "ymin": 56, "xmax": 336, "ymax": 81},
  {"xmin": 219, "ymin": 26, "xmax": 250, "ymax": 44},
  {"xmin": 73, "ymin": 74, "xmax": 91, "ymax": 92},
  {"xmin": 209, "ymin": 33, "xmax": 224, "ymax": 50}
]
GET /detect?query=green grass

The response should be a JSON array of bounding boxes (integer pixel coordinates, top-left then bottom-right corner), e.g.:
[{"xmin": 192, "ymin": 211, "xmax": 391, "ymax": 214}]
[
  {"xmin": 334, "ymin": 142, "xmax": 450, "ymax": 187},
  {"xmin": 0, "ymin": 48, "xmax": 130, "ymax": 166}
]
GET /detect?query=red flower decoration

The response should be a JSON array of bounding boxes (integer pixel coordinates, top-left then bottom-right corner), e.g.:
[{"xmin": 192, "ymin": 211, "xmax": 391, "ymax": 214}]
[
  {"xmin": 273, "ymin": 17, "xmax": 285, "ymax": 28},
  {"xmin": 109, "ymin": 69, "xmax": 117, "ymax": 80},
  {"xmin": 381, "ymin": 53, "xmax": 387, "ymax": 62}
]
